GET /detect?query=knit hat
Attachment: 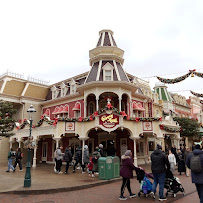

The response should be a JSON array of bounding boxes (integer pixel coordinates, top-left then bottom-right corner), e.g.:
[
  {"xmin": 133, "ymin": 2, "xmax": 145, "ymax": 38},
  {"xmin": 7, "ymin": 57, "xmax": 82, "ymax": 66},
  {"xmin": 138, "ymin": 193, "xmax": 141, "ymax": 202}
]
[
  {"xmin": 157, "ymin": 144, "xmax": 162, "ymax": 150},
  {"xmin": 124, "ymin": 150, "xmax": 132, "ymax": 156},
  {"xmin": 99, "ymin": 144, "xmax": 103, "ymax": 148},
  {"xmin": 84, "ymin": 145, "xmax": 88, "ymax": 149}
]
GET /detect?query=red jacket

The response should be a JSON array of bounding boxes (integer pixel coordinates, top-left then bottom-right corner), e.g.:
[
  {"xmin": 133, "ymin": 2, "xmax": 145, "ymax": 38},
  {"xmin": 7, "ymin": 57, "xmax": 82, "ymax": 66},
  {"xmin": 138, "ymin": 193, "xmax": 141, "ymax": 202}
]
[
  {"xmin": 120, "ymin": 155, "xmax": 140, "ymax": 178},
  {"xmin": 88, "ymin": 157, "xmax": 93, "ymax": 170}
]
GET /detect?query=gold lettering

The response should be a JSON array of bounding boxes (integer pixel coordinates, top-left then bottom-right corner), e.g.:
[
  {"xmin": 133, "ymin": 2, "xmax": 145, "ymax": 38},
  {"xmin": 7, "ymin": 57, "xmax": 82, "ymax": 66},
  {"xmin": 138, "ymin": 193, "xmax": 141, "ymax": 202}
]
[{"xmin": 101, "ymin": 114, "xmax": 118, "ymax": 123}]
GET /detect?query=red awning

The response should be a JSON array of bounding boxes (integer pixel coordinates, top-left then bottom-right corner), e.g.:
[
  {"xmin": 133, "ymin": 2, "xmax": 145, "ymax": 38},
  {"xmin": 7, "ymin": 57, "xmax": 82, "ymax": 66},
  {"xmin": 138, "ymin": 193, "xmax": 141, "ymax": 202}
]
[
  {"xmin": 133, "ymin": 103, "xmax": 145, "ymax": 111},
  {"xmin": 61, "ymin": 105, "xmax": 69, "ymax": 113},
  {"xmin": 72, "ymin": 103, "xmax": 80, "ymax": 111},
  {"xmin": 52, "ymin": 107, "xmax": 60, "ymax": 115},
  {"xmin": 57, "ymin": 106, "xmax": 64, "ymax": 114},
  {"xmin": 43, "ymin": 109, "xmax": 50, "ymax": 116}
]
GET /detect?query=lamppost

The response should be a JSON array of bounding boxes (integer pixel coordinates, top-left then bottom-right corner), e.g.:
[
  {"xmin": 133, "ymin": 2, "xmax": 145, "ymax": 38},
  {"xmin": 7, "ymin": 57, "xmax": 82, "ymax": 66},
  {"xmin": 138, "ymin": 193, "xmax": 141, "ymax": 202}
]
[{"xmin": 24, "ymin": 105, "xmax": 36, "ymax": 187}]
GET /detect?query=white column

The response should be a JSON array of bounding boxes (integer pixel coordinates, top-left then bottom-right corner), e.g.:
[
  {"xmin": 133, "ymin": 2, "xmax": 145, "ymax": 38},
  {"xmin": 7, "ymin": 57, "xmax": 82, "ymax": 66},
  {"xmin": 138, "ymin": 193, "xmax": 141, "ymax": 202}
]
[
  {"xmin": 82, "ymin": 139, "xmax": 85, "ymax": 165},
  {"xmin": 9, "ymin": 141, "xmax": 13, "ymax": 149},
  {"xmin": 119, "ymin": 97, "xmax": 122, "ymax": 112},
  {"xmin": 17, "ymin": 141, "xmax": 21, "ymax": 148},
  {"xmin": 32, "ymin": 139, "xmax": 38, "ymax": 167},
  {"xmin": 133, "ymin": 138, "xmax": 138, "ymax": 167},
  {"xmin": 84, "ymin": 99, "xmax": 87, "ymax": 117},
  {"xmin": 54, "ymin": 138, "xmax": 60, "ymax": 148},
  {"xmin": 96, "ymin": 97, "xmax": 99, "ymax": 111}
]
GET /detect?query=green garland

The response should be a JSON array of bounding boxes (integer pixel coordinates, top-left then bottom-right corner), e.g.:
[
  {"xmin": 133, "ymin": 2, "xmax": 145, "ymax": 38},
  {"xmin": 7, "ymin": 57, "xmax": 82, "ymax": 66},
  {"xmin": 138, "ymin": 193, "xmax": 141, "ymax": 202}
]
[
  {"xmin": 159, "ymin": 124, "xmax": 181, "ymax": 132},
  {"xmin": 191, "ymin": 91, "xmax": 203, "ymax": 98}
]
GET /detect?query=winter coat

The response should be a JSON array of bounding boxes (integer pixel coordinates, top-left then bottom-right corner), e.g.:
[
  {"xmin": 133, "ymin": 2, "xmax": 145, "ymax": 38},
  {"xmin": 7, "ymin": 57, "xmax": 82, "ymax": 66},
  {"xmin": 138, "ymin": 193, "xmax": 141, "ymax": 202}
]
[
  {"xmin": 83, "ymin": 148, "xmax": 89, "ymax": 164},
  {"xmin": 74, "ymin": 149, "xmax": 82, "ymax": 162},
  {"xmin": 98, "ymin": 148, "xmax": 104, "ymax": 157},
  {"xmin": 168, "ymin": 153, "xmax": 176, "ymax": 165},
  {"xmin": 16, "ymin": 152, "xmax": 23, "ymax": 160},
  {"xmin": 64, "ymin": 148, "xmax": 72, "ymax": 162},
  {"xmin": 92, "ymin": 151, "xmax": 101, "ymax": 172},
  {"xmin": 151, "ymin": 149, "xmax": 170, "ymax": 174},
  {"xmin": 186, "ymin": 149, "xmax": 203, "ymax": 184},
  {"xmin": 177, "ymin": 152, "xmax": 186, "ymax": 173},
  {"xmin": 88, "ymin": 157, "xmax": 93, "ymax": 171},
  {"xmin": 120, "ymin": 155, "xmax": 140, "ymax": 178},
  {"xmin": 55, "ymin": 149, "xmax": 64, "ymax": 161}
]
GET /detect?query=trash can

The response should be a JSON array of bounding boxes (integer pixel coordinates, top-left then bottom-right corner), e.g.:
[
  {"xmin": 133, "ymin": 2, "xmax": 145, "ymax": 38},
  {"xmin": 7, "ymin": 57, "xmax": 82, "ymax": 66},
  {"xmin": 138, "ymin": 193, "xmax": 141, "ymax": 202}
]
[
  {"xmin": 112, "ymin": 156, "xmax": 120, "ymax": 178},
  {"xmin": 98, "ymin": 156, "xmax": 120, "ymax": 180}
]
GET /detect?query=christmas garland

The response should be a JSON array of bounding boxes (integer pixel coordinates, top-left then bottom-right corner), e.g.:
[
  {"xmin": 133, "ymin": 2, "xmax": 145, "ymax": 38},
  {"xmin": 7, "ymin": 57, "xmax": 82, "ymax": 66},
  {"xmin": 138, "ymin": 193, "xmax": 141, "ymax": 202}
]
[
  {"xmin": 159, "ymin": 124, "xmax": 181, "ymax": 132},
  {"xmin": 156, "ymin": 69, "xmax": 203, "ymax": 84},
  {"xmin": 191, "ymin": 91, "xmax": 203, "ymax": 98},
  {"xmin": 16, "ymin": 105, "xmax": 162, "ymax": 130}
]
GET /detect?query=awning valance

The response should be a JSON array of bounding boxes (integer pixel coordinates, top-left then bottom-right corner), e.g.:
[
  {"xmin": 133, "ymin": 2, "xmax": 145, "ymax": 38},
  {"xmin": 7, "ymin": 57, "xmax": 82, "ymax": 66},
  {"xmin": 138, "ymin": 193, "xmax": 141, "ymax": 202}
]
[
  {"xmin": 133, "ymin": 103, "xmax": 145, "ymax": 111},
  {"xmin": 61, "ymin": 105, "xmax": 69, "ymax": 113},
  {"xmin": 43, "ymin": 109, "xmax": 50, "ymax": 116},
  {"xmin": 72, "ymin": 103, "xmax": 80, "ymax": 111}
]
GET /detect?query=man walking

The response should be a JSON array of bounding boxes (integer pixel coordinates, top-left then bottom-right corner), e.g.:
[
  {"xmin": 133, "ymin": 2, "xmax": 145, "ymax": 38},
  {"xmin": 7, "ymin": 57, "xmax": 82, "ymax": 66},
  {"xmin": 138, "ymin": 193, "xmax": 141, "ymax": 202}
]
[
  {"xmin": 150, "ymin": 144, "xmax": 170, "ymax": 201},
  {"xmin": 186, "ymin": 144, "xmax": 203, "ymax": 203}
]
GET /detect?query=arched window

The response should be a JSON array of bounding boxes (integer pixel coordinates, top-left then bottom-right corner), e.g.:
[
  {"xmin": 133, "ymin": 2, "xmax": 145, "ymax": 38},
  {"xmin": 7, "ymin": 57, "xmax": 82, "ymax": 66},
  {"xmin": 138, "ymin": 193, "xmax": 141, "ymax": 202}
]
[{"xmin": 89, "ymin": 102, "xmax": 95, "ymax": 115}]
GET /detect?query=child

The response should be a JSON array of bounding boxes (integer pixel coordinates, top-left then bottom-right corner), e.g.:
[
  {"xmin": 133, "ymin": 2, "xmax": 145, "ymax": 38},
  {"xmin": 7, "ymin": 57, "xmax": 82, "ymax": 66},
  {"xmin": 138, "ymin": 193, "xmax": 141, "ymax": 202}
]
[{"xmin": 87, "ymin": 157, "xmax": 93, "ymax": 176}]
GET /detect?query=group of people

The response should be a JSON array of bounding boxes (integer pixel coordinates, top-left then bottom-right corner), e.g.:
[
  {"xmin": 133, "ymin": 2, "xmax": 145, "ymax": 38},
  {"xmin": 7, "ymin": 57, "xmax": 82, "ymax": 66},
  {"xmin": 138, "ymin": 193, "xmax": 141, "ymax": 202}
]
[
  {"xmin": 6, "ymin": 147, "xmax": 23, "ymax": 172},
  {"xmin": 119, "ymin": 143, "xmax": 203, "ymax": 202},
  {"xmin": 54, "ymin": 144, "xmax": 104, "ymax": 177}
]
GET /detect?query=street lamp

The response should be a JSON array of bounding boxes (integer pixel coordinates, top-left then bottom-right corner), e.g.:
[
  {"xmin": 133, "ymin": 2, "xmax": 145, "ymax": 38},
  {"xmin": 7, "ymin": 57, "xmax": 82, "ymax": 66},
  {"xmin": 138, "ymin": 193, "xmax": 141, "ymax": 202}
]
[{"xmin": 24, "ymin": 105, "xmax": 36, "ymax": 187}]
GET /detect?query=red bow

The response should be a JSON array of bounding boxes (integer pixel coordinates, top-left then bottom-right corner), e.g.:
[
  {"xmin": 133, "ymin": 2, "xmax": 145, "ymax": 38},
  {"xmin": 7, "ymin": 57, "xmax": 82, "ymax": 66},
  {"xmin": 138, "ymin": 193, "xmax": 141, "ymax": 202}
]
[
  {"xmin": 78, "ymin": 117, "xmax": 83, "ymax": 122},
  {"xmin": 159, "ymin": 117, "xmax": 162, "ymax": 121},
  {"xmin": 107, "ymin": 103, "xmax": 113, "ymax": 109},
  {"xmin": 189, "ymin": 69, "xmax": 196, "ymax": 72},
  {"xmin": 94, "ymin": 111, "xmax": 98, "ymax": 116}
]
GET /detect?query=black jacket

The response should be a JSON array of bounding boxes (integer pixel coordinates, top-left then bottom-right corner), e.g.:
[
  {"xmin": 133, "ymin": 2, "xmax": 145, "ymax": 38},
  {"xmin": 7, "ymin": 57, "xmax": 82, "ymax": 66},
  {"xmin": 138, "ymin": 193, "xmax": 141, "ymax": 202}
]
[
  {"xmin": 151, "ymin": 149, "xmax": 170, "ymax": 174},
  {"xmin": 64, "ymin": 148, "xmax": 72, "ymax": 162},
  {"xmin": 74, "ymin": 149, "xmax": 82, "ymax": 162}
]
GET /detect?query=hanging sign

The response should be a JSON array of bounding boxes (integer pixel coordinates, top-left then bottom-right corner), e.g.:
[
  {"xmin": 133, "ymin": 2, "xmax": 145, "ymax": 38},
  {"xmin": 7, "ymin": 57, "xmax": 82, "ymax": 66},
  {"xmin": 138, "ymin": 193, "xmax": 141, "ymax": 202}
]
[
  {"xmin": 99, "ymin": 114, "xmax": 119, "ymax": 129},
  {"xmin": 65, "ymin": 122, "xmax": 75, "ymax": 131},
  {"xmin": 143, "ymin": 121, "xmax": 153, "ymax": 131}
]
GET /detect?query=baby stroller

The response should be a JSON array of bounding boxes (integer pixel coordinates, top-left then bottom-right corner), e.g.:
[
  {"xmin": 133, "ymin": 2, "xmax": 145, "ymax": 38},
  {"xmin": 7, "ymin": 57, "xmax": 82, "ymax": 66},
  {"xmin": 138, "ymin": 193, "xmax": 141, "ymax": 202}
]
[
  {"xmin": 164, "ymin": 170, "xmax": 185, "ymax": 197},
  {"xmin": 136, "ymin": 169, "xmax": 153, "ymax": 197}
]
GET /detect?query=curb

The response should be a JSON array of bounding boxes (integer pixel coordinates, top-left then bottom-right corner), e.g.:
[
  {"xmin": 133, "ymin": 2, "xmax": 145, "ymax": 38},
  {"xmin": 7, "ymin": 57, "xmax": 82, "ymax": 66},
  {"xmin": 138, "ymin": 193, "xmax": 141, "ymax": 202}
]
[{"xmin": 0, "ymin": 177, "xmax": 122, "ymax": 195}]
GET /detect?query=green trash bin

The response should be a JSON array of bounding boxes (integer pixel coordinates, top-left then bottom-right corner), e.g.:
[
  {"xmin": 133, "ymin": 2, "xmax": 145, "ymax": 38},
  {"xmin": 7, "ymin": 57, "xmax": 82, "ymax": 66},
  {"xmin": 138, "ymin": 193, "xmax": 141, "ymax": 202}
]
[
  {"xmin": 112, "ymin": 156, "xmax": 120, "ymax": 178},
  {"xmin": 98, "ymin": 156, "xmax": 114, "ymax": 180}
]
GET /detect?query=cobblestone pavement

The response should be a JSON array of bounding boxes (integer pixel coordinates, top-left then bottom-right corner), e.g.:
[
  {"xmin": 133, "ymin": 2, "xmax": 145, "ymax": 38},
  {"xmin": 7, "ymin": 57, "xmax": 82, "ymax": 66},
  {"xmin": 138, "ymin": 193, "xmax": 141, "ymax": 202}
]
[{"xmin": 0, "ymin": 166, "xmax": 200, "ymax": 203}]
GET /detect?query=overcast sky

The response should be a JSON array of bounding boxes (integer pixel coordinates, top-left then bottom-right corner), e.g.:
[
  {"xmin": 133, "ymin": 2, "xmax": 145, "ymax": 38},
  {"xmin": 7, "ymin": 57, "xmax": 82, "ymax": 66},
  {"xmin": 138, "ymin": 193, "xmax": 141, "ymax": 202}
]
[{"xmin": 0, "ymin": 0, "xmax": 203, "ymax": 98}]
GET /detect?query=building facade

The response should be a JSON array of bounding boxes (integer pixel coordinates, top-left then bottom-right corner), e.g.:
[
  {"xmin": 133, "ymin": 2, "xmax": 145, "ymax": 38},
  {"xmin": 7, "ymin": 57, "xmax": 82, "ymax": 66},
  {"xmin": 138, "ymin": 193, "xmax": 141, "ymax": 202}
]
[{"xmin": 1, "ymin": 30, "xmax": 181, "ymax": 166}]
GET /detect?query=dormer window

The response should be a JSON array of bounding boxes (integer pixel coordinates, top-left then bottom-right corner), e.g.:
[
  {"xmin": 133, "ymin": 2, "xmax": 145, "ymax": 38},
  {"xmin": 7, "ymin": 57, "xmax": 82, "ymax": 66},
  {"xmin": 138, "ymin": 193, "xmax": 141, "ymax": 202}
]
[
  {"xmin": 51, "ymin": 86, "xmax": 59, "ymax": 99},
  {"xmin": 60, "ymin": 82, "xmax": 68, "ymax": 97},
  {"xmin": 70, "ymin": 79, "xmax": 76, "ymax": 94},
  {"xmin": 102, "ymin": 62, "xmax": 114, "ymax": 81}
]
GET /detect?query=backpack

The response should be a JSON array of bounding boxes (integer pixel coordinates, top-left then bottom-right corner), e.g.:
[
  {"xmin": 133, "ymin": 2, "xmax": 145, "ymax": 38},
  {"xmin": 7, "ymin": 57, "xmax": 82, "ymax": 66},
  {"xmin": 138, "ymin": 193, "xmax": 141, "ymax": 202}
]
[{"xmin": 190, "ymin": 153, "xmax": 203, "ymax": 173}]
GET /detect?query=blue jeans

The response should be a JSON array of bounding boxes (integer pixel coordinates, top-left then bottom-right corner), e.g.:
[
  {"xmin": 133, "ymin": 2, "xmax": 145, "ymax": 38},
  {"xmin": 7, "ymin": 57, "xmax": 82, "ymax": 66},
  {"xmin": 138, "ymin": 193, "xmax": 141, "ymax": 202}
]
[
  {"xmin": 8, "ymin": 158, "xmax": 14, "ymax": 171},
  {"xmin": 152, "ymin": 172, "xmax": 166, "ymax": 198},
  {"xmin": 196, "ymin": 184, "xmax": 203, "ymax": 203}
]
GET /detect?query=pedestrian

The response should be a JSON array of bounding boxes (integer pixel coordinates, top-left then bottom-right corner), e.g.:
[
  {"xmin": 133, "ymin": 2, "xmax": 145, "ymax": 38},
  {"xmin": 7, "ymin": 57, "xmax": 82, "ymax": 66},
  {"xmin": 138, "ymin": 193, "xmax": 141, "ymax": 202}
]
[
  {"xmin": 98, "ymin": 144, "xmax": 105, "ymax": 157},
  {"xmin": 168, "ymin": 150, "xmax": 176, "ymax": 172},
  {"xmin": 119, "ymin": 150, "xmax": 141, "ymax": 200},
  {"xmin": 150, "ymin": 144, "xmax": 170, "ymax": 201},
  {"xmin": 87, "ymin": 157, "xmax": 93, "ymax": 176},
  {"xmin": 184, "ymin": 147, "xmax": 191, "ymax": 177},
  {"xmin": 107, "ymin": 142, "xmax": 116, "ymax": 156},
  {"xmin": 64, "ymin": 146, "xmax": 72, "ymax": 174},
  {"xmin": 92, "ymin": 146, "xmax": 101, "ymax": 177},
  {"xmin": 6, "ymin": 148, "xmax": 16, "ymax": 172},
  {"xmin": 177, "ymin": 149, "xmax": 186, "ymax": 175},
  {"xmin": 55, "ymin": 146, "xmax": 64, "ymax": 174},
  {"xmin": 165, "ymin": 144, "xmax": 169, "ymax": 155},
  {"xmin": 186, "ymin": 144, "xmax": 203, "ymax": 203},
  {"xmin": 171, "ymin": 144, "xmax": 178, "ymax": 161},
  {"xmin": 82, "ymin": 145, "xmax": 89, "ymax": 174},
  {"xmin": 73, "ymin": 146, "xmax": 83, "ymax": 173},
  {"xmin": 13, "ymin": 148, "xmax": 23, "ymax": 171}
]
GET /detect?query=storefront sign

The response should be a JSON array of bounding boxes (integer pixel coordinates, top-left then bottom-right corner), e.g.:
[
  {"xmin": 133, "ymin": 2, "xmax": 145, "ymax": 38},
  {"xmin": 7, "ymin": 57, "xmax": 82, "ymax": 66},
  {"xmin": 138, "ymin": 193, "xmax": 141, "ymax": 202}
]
[
  {"xmin": 143, "ymin": 121, "xmax": 153, "ymax": 131},
  {"xmin": 99, "ymin": 114, "xmax": 119, "ymax": 129},
  {"xmin": 65, "ymin": 122, "xmax": 75, "ymax": 131}
]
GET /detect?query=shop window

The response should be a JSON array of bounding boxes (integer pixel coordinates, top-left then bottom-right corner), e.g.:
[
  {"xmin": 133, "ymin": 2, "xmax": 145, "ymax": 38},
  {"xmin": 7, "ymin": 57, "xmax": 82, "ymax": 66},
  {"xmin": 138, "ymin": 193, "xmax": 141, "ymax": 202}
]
[
  {"xmin": 149, "ymin": 141, "xmax": 155, "ymax": 151},
  {"xmin": 136, "ymin": 141, "xmax": 144, "ymax": 156},
  {"xmin": 74, "ymin": 110, "xmax": 80, "ymax": 118}
]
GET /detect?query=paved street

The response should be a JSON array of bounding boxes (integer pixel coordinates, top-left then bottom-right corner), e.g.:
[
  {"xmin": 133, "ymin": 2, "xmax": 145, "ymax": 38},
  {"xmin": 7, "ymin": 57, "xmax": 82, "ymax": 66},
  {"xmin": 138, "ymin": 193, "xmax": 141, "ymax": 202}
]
[{"xmin": 0, "ymin": 164, "xmax": 200, "ymax": 203}]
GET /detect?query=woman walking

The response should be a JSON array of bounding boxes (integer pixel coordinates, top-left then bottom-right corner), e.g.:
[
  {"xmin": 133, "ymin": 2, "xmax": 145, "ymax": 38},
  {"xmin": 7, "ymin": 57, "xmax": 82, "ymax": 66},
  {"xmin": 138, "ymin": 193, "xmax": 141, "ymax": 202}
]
[
  {"xmin": 119, "ymin": 150, "xmax": 141, "ymax": 200},
  {"xmin": 177, "ymin": 149, "xmax": 186, "ymax": 175},
  {"xmin": 168, "ymin": 150, "xmax": 176, "ymax": 172}
]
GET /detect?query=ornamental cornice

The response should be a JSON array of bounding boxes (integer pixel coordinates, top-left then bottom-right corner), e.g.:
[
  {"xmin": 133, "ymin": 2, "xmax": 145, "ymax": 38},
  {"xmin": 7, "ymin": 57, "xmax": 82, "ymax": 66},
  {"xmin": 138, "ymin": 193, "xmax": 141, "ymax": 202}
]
[{"xmin": 90, "ymin": 55, "xmax": 124, "ymax": 66}]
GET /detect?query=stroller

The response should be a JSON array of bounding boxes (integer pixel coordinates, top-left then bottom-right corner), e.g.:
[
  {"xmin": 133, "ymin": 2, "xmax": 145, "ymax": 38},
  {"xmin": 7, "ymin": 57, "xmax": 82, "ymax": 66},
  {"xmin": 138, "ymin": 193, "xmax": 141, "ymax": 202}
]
[
  {"xmin": 164, "ymin": 170, "xmax": 185, "ymax": 197},
  {"xmin": 136, "ymin": 169, "xmax": 153, "ymax": 197}
]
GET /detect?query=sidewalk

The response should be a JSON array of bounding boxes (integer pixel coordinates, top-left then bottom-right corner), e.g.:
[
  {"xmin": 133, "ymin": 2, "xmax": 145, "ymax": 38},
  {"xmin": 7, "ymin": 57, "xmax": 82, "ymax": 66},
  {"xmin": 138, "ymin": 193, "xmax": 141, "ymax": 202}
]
[
  {"xmin": 0, "ymin": 162, "xmax": 196, "ymax": 199},
  {"xmin": 0, "ymin": 163, "xmax": 121, "ymax": 194}
]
